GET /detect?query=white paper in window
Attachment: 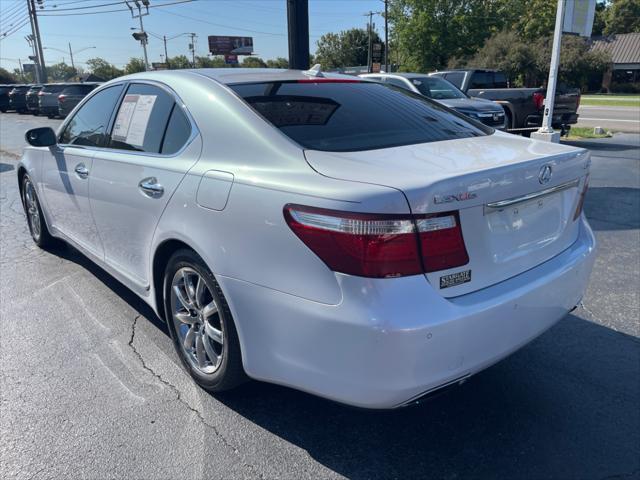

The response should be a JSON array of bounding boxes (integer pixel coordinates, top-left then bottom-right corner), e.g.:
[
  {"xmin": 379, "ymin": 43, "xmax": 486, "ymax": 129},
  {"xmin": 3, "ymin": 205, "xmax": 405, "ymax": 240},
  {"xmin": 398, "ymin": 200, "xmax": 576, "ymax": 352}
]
[
  {"xmin": 112, "ymin": 94, "xmax": 138, "ymax": 141},
  {"xmin": 125, "ymin": 94, "xmax": 157, "ymax": 147}
]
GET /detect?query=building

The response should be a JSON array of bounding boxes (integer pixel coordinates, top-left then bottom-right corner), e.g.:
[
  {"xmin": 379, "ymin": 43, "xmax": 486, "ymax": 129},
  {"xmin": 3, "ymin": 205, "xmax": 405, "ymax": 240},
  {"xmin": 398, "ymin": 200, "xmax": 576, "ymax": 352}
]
[{"xmin": 590, "ymin": 32, "xmax": 640, "ymax": 92}]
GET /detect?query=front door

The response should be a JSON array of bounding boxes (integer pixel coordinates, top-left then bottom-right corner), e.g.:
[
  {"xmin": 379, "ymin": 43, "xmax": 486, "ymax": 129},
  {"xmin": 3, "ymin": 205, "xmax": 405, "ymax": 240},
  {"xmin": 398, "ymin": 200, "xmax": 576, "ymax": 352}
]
[{"xmin": 42, "ymin": 84, "xmax": 125, "ymax": 257}]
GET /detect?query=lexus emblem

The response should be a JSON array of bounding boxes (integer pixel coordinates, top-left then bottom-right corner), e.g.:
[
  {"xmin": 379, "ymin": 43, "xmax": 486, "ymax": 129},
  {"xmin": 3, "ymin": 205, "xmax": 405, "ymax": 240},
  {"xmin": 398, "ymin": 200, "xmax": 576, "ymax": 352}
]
[
  {"xmin": 493, "ymin": 112, "xmax": 500, "ymax": 122},
  {"xmin": 538, "ymin": 164, "xmax": 553, "ymax": 184}
]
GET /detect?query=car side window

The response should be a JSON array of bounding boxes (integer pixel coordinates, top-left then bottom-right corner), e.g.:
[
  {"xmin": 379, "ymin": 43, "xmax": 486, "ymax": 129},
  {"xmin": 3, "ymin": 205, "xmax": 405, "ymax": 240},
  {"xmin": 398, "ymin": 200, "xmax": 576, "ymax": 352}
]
[
  {"xmin": 470, "ymin": 72, "xmax": 492, "ymax": 89},
  {"xmin": 59, "ymin": 84, "xmax": 124, "ymax": 147},
  {"xmin": 108, "ymin": 83, "xmax": 175, "ymax": 154},
  {"xmin": 385, "ymin": 77, "xmax": 411, "ymax": 90},
  {"xmin": 160, "ymin": 105, "xmax": 192, "ymax": 155},
  {"xmin": 444, "ymin": 72, "xmax": 464, "ymax": 88}
]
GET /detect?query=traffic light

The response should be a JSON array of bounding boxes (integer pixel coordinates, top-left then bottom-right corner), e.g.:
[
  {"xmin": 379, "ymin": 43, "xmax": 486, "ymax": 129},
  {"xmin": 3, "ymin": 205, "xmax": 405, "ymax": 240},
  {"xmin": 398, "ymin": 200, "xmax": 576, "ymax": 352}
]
[{"xmin": 132, "ymin": 32, "xmax": 148, "ymax": 42}]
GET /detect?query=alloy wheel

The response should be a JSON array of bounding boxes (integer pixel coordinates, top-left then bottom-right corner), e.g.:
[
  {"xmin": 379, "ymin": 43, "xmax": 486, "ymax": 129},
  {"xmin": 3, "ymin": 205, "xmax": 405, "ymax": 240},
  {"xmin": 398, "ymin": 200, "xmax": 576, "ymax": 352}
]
[
  {"xmin": 23, "ymin": 178, "xmax": 41, "ymax": 241},
  {"xmin": 170, "ymin": 267, "xmax": 224, "ymax": 374}
]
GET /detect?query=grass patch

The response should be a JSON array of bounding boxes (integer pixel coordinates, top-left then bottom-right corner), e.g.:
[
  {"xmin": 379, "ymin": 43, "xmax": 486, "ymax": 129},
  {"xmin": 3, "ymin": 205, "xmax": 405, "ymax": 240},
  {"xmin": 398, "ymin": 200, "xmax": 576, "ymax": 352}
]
[
  {"xmin": 581, "ymin": 98, "xmax": 640, "ymax": 107},
  {"xmin": 564, "ymin": 127, "xmax": 612, "ymax": 140}
]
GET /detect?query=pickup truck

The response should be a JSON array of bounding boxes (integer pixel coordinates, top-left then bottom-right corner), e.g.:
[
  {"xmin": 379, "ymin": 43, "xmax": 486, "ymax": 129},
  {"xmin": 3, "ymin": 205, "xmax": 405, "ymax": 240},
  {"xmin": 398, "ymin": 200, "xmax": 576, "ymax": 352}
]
[{"xmin": 429, "ymin": 69, "xmax": 580, "ymax": 135}]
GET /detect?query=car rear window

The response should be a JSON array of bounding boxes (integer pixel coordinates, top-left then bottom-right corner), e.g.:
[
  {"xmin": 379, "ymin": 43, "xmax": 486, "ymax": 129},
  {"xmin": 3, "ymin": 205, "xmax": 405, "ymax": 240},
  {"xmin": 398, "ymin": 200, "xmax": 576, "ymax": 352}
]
[
  {"xmin": 42, "ymin": 85, "xmax": 67, "ymax": 93},
  {"xmin": 230, "ymin": 81, "xmax": 491, "ymax": 152}
]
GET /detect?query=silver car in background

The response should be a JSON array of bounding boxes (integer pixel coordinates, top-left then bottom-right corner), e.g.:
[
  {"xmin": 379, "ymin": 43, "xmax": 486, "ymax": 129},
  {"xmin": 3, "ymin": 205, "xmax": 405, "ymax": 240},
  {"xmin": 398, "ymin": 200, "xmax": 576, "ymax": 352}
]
[
  {"xmin": 18, "ymin": 69, "xmax": 595, "ymax": 408},
  {"xmin": 360, "ymin": 72, "xmax": 507, "ymax": 130}
]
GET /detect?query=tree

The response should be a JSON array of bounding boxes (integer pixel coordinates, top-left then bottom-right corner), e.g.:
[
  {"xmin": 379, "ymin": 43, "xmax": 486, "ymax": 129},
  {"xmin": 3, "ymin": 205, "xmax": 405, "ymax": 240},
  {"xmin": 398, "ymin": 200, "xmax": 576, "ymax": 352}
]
[
  {"xmin": 195, "ymin": 55, "xmax": 227, "ymax": 68},
  {"xmin": 604, "ymin": 0, "xmax": 640, "ymax": 34},
  {"xmin": 167, "ymin": 55, "xmax": 192, "ymax": 69},
  {"xmin": 125, "ymin": 58, "xmax": 146, "ymax": 74},
  {"xmin": 314, "ymin": 28, "xmax": 380, "ymax": 69},
  {"xmin": 241, "ymin": 56, "xmax": 267, "ymax": 68},
  {"xmin": 266, "ymin": 57, "xmax": 289, "ymax": 69},
  {"xmin": 86, "ymin": 57, "xmax": 123, "ymax": 80},
  {"xmin": 0, "ymin": 67, "xmax": 17, "ymax": 83},
  {"xmin": 388, "ymin": 0, "xmax": 504, "ymax": 72},
  {"xmin": 46, "ymin": 62, "xmax": 77, "ymax": 81}
]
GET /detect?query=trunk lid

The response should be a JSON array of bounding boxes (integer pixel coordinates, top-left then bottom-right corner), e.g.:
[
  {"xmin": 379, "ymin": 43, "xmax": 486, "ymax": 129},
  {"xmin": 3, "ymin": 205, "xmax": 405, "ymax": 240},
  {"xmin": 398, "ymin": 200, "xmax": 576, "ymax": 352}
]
[{"xmin": 304, "ymin": 131, "xmax": 590, "ymax": 296}]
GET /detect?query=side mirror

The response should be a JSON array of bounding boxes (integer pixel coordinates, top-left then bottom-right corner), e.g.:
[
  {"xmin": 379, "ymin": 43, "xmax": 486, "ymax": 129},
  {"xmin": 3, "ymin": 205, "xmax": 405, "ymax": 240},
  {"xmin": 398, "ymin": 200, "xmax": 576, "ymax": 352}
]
[{"xmin": 25, "ymin": 127, "xmax": 57, "ymax": 147}]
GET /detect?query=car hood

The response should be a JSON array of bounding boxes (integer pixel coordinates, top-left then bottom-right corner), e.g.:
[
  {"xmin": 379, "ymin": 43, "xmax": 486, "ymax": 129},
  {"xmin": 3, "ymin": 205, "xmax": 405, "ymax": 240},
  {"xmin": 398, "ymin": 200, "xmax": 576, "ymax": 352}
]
[{"xmin": 436, "ymin": 97, "xmax": 503, "ymax": 112}]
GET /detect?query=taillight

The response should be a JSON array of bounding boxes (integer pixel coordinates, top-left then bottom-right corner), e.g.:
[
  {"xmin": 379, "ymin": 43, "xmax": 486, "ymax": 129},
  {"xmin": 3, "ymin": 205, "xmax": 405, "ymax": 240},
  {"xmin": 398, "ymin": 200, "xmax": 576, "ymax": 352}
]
[
  {"xmin": 573, "ymin": 175, "xmax": 589, "ymax": 221},
  {"xmin": 533, "ymin": 92, "xmax": 545, "ymax": 110},
  {"xmin": 283, "ymin": 205, "xmax": 469, "ymax": 278},
  {"xmin": 58, "ymin": 94, "xmax": 66, "ymax": 103},
  {"xmin": 416, "ymin": 213, "xmax": 469, "ymax": 273},
  {"xmin": 38, "ymin": 91, "xmax": 45, "ymax": 96}
]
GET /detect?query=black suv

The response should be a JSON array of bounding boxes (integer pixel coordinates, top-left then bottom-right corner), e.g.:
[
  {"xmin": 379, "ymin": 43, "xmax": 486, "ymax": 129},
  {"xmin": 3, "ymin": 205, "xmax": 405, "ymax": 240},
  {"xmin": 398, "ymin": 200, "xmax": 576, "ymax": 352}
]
[{"xmin": 58, "ymin": 83, "xmax": 100, "ymax": 118}]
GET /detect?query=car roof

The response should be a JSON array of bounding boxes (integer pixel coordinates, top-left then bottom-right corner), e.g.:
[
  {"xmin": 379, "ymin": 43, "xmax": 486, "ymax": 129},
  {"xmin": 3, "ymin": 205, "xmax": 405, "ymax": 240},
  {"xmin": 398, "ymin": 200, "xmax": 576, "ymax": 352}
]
[
  {"xmin": 362, "ymin": 72, "xmax": 431, "ymax": 79},
  {"xmin": 122, "ymin": 68, "xmax": 360, "ymax": 85}
]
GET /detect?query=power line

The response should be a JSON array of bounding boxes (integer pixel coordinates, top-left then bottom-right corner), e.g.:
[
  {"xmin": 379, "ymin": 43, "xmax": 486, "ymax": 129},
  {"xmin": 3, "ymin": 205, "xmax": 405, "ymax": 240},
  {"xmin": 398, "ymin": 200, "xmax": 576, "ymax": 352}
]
[
  {"xmin": 0, "ymin": 1, "xmax": 25, "ymax": 18},
  {"xmin": 0, "ymin": 5, "xmax": 28, "ymax": 27},
  {"xmin": 39, "ymin": 0, "xmax": 193, "ymax": 16},
  {"xmin": 0, "ymin": 19, "xmax": 31, "ymax": 41},
  {"xmin": 39, "ymin": 1, "xmax": 127, "ymax": 12}
]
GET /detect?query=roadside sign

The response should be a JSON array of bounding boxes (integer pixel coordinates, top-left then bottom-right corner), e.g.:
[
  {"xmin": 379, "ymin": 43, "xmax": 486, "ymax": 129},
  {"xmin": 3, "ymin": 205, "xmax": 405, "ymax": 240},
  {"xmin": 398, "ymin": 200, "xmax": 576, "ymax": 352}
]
[
  {"xmin": 152, "ymin": 62, "xmax": 168, "ymax": 70},
  {"xmin": 372, "ymin": 43, "xmax": 383, "ymax": 63},
  {"xmin": 208, "ymin": 36, "xmax": 254, "ymax": 55},
  {"xmin": 224, "ymin": 54, "xmax": 238, "ymax": 65},
  {"xmin": 563, "ymin": 0, "xmax": 596, "ymax": 37},
  {"xmin": 22, "ymin": 63, "xmax": 36, "ymax": 74},
  {"xmin": 371, "ymin": 62, "xmax": 381, "ymax": 73}
]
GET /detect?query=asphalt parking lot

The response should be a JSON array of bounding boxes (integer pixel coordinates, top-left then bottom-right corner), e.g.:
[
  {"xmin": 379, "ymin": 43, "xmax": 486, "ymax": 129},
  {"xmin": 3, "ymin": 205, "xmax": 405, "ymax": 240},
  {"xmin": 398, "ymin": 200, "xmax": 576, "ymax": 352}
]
[{"xmin": 1, "ymin": 112, "xmax": 638, "ymax": 480}]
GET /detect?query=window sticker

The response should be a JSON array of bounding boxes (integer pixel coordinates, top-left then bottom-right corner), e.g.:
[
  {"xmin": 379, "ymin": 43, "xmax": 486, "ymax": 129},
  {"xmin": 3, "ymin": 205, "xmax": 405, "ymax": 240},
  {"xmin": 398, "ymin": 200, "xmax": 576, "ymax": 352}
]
[
  {"xmin": 112, "ymin": 94, "xmax": 138, "ymax": 141},
  {"xmin": 111, "ymin": 94, "xmax": 157, "ymax": 147}
]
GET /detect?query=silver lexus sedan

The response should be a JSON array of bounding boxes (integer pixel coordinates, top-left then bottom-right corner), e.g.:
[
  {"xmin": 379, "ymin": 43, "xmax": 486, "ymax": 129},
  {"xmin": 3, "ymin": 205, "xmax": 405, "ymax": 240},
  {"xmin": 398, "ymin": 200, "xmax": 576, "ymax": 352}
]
[{"xmin": 18, "ymin": 69, "xmax": 595, "ymax": 408}]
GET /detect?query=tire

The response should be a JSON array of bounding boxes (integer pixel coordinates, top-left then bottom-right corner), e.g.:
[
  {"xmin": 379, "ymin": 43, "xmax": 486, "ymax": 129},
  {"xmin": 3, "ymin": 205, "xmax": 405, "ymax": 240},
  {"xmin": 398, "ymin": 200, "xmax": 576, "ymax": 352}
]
[
  {"xmin": 163, "ymin": 249, "xmax": 246, "ymax": 392},
  {"xmin": 21, "ymin": 174, "xmax": 54, "ymax": 248}
]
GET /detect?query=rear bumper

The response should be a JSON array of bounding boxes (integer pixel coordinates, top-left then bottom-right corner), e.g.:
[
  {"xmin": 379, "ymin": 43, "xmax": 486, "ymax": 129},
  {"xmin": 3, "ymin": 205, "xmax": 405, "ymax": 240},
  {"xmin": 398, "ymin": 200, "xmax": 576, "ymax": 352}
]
[
  {"xmin": 525, "ymin": 112, "xmax": 579, "ymax": 128},
  {"xmin": 218, "ymin": 215, "xmax": 596, "ymax": 409}
]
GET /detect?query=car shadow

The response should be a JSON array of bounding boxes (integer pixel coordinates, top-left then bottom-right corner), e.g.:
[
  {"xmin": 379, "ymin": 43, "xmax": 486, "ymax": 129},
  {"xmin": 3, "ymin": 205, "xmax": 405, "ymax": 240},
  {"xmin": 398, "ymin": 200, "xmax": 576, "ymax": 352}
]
[
  {"xmin": 585, "ymin": 186, "xmax": 640, "ymax": 230},
  {"xmin": 562, "ymin": 138, "xmax": 639, "ymax": 152},
  {"xmin": 0, "ymin": 163, "xmax": 14, "ymax": 173},
  {"xmin": 212, "ymin": 314, "xmax": 639, "ymax": 478},
  {"xmin": 43, "ymin": 226, "xmax": 639, "ymax": 478}
]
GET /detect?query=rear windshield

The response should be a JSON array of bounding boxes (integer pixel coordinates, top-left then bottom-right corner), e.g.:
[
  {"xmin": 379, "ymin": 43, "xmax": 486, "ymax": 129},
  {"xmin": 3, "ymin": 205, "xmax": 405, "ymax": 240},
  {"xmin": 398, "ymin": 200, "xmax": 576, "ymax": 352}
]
[
  {"xmin": 62, "ymin": 85, "xmax": 95, "ymax": 95},
  {"xmin": 42, "ymin": 85, "xmax": 68, "ymax": 93},
  {"xmin": 409, "ymin": 77, "xmax": 467, "ymax": 100},
  {"xmin": 230, "ymin": 81, "xmax": 491, "ymax": 152}
]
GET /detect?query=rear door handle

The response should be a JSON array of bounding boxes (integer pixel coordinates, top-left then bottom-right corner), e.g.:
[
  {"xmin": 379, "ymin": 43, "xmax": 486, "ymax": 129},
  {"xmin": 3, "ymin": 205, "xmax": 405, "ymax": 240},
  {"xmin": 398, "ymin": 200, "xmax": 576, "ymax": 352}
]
[
  {"xmin": 74, "ymin": 163, "xmax": 89, "ymax": 179},
  {"xmin": 138, "ymin": 177, "xmax": 164, "ymax": 198}
]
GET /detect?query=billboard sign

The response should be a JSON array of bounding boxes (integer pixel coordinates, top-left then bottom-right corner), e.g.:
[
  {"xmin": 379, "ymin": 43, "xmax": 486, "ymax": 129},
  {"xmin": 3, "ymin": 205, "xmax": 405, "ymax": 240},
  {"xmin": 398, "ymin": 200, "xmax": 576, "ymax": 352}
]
[
  {"xmin": 22, "ymin": 63, "xmax": 36, "ymax": 74},
  {"xmin": 563, "ymin": 0, "xmax": 596, "ymax": 37},
  {"xmin": 208, "ymin": 36, "xmax": 254, "ymax": 55}
]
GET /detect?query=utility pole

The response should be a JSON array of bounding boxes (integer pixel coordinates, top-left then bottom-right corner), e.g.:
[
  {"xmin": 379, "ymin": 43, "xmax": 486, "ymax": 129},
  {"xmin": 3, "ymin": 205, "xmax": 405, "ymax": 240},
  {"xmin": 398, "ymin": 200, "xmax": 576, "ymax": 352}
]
[
  {"xmin": 384, "ymin": 0, "xmax": 389, "ymax": 72},
  {"xmin": 26, "ymin": 1, "xmax": 45, "ymax": 82},
  {"xmin": 365, "ymin": 11, "xmax": 374, "ymax": 73},
  {"xmin": 286, "ymin": 0, "xmax": 309, "ymax": 70},
  {"xmin": 126, "ymin": 1, "xmax": 149, "ymax": 71},
  {"xmin": 163, "ymin": 35, "xmax": 169, "ymax": 67},
  {"xmin": 532, "ymin": 0, "xmax": 565, "ymax": 143},
  {"xmin": 188, "ymin": 33, "xmax": 196, "ymax": 67},
  {"xmin": 68, "ymin": 42, "xmax": 75, "ymax": 71}
]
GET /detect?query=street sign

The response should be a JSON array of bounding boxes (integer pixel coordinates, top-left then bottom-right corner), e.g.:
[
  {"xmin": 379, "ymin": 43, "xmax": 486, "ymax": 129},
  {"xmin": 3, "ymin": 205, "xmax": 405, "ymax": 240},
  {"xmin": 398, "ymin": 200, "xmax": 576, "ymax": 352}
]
[
  {"xmin": 208, "ymin": 36, "xmax": 254, "ymax": 55},
  {"xmin": 23, "ymin": 63, "xmax": 36, "ymax": 74},
  {"xmin": 152, "ymin": 62, "xmax": 168, "ymax": 70},
  {"xmin": 372, "ymin": 43, "xmax": 384, "ymax": 63},
  {"xmin": 224, "ymin": 54, "xmax": 238, "ymax": 65},
  {"xmin": 563, "ymin": 0, "xmax": 596, "ymax": 37}
]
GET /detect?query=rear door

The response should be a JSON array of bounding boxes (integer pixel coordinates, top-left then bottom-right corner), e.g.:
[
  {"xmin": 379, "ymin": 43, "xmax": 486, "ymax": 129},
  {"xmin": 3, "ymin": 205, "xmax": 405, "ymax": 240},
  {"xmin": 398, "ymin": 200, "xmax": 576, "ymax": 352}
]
[{"xmin": 90, "ymin": 81, "xmax": 201, "ymax": 289}]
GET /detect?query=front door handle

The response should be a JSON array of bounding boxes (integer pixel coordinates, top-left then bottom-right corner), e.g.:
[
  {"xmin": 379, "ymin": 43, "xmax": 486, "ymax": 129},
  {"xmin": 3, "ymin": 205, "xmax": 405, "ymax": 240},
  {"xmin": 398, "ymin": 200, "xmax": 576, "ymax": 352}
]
[
  {"xmin": 74, "ymin": 163, "xmax": 89, "ymax": 179},
  {"xmin": 138, "ymin": 177, "xmax": 164, "ymax": 198}
]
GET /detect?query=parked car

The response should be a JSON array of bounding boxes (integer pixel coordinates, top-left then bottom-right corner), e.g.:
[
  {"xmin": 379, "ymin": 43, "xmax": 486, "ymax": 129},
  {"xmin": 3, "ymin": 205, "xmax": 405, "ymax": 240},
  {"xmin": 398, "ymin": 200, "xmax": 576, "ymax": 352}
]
[
  {"xmin": 360, "ymin": 73, "xmax": 506, "ymax": 129},
  {"xmin": 26, "ymin": 85, "xmax": 44, "ymax": 115},
  {"xmin": 8, "ymin": 85, "xmax": 30, "ymax": 113},
  {"xmin": 0, "ymin": 84, "xmax": 18, "ymax": 112},
  {"xmin": 17, "ymin": 69, "xmax": 595, "ymax": 409},
  {"xmin": 57, "ymin": 82, "xmax": 100, "ymax": 118},
  {"xmin": 38, "ymin": 83, "xmax": 72, "ymax": 118},
  {"xmin": 429, "ymin": 69, "xmax": 580, "ymax": 135}
]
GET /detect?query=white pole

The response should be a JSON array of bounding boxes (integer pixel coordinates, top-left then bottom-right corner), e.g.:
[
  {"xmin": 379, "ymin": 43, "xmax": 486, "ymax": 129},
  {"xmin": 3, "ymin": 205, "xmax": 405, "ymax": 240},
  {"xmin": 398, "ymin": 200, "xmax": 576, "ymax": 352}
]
[{"xmin": 533, "ymin": 0, "xmax": 565, "ymax": 142}]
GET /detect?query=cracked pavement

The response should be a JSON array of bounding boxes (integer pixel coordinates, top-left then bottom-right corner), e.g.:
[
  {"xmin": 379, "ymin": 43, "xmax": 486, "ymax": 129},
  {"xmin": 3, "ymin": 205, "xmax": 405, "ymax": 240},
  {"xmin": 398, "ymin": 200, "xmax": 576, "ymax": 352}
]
[{"xmin": 1, "ymin": 113, "xmax": 639, "ymax": 479}]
